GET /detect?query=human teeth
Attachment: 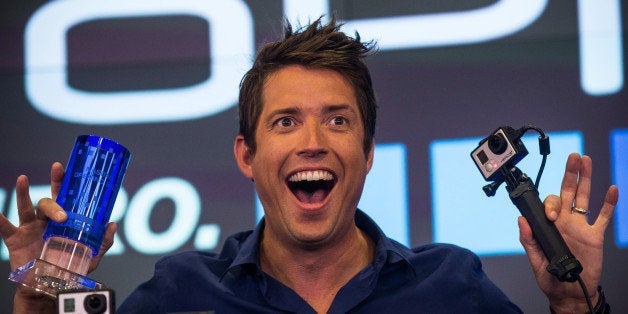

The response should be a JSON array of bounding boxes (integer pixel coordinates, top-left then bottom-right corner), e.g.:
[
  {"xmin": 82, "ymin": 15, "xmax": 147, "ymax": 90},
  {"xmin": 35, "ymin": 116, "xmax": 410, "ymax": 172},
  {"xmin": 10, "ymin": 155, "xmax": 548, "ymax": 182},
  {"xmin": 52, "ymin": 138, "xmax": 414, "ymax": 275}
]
[{"xmin": 289, "ymin": 170, "xmax": 333, "ymax": 182}]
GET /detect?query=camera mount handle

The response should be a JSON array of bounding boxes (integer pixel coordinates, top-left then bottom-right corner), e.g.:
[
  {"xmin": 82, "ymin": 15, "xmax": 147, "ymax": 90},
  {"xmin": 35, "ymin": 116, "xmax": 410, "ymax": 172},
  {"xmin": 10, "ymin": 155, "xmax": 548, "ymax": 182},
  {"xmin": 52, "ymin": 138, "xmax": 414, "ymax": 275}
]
[{"xmin": 500, "ymin": 166, "xmax": 582, "ymax": 282}]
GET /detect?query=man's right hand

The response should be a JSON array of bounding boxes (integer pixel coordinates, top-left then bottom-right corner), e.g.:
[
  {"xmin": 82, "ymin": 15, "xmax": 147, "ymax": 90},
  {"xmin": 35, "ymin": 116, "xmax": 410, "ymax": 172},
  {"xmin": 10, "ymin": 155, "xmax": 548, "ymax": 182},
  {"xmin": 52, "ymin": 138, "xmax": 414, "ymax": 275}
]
[{"xmin": 0, "ymin": 162, "xmax": 116, "ymax": 313}]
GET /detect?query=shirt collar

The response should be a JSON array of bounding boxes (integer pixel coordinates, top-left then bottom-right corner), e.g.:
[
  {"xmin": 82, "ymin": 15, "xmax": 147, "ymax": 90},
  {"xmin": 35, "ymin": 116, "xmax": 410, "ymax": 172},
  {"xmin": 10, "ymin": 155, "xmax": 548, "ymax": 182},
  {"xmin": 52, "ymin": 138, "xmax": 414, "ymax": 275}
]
[
  {"xmin": 354, "ymin": 209, "xmax": 417, "ymax": 275},
  {"xmin": 219, "ymin": 218, "xmax": 265, "ymax": 281},
  {"xmin": 222, "ymin": 209, "xmax": 416, "ymax": 279}
]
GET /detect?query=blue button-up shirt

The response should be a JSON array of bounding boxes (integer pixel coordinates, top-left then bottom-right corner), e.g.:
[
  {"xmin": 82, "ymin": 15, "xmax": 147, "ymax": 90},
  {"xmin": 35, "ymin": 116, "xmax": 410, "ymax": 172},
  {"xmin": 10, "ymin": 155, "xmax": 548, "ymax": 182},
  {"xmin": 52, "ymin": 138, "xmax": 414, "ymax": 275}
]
[{"xmin": 118, "ymin": 210, "xmax": 522, "ymax": 313}]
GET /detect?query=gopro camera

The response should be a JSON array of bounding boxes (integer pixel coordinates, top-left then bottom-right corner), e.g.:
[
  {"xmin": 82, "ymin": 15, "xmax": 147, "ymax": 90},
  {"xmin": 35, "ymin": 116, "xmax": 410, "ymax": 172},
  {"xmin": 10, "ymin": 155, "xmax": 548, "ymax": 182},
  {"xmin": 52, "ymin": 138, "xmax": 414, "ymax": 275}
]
[
  {"xmin": 57, "ymin": 289, "xmax": 115, "ymax": 314},
  {"xmin": 471, "ymin": 126, "xmax": 528, "ymax": 181}
]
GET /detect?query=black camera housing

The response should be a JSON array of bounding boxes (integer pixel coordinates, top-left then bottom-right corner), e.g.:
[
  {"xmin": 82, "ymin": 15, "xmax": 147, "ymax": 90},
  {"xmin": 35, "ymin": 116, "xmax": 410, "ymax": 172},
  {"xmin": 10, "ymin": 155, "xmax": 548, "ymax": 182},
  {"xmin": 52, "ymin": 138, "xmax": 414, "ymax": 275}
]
[
  {"xmin": 57, "ymin": 288, "xmax": 115, "ymax": 314},
  {"xmin": 471, "ymin": 126, "xmax": 528, "ymax": 181}
]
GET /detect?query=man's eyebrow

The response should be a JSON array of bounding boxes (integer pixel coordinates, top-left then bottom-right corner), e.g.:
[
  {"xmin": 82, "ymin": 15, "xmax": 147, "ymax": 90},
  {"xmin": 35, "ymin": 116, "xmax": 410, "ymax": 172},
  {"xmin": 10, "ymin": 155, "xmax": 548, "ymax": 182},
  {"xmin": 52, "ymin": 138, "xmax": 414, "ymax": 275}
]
[
  {"xmin": 266, "ymin": 107, "xmax": 301, "ymax": 118},
  {"xmin": 264, "ymin": 104, "xmax": 356, "ymax": 122},
  {"xmin": 323, "ymin": 104, "xmax": 357, "ymax": 114},
  {"xmin": 323, "ymin": 104, "xmax": 356, "ymax": 114}
]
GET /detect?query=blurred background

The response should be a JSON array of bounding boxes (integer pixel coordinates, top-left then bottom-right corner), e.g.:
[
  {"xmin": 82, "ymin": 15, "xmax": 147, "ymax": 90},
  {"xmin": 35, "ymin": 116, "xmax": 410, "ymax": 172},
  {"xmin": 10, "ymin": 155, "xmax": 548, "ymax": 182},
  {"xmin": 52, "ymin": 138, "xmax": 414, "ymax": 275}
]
[{"xmin": 1, "ymin": 0, "xmax": 626, "ymax": 312}]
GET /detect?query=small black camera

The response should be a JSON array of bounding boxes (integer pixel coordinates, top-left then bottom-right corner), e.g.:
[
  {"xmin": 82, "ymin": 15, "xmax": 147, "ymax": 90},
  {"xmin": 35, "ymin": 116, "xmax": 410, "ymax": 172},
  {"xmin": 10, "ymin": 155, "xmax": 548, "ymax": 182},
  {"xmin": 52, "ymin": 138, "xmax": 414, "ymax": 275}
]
[
  {"xmin": 471, "ymin": 126, "xmax": 528, "ymax": 181},
  {"xmin": 57, "ymin": 288, "xmax": 115, "ymax": 314}
]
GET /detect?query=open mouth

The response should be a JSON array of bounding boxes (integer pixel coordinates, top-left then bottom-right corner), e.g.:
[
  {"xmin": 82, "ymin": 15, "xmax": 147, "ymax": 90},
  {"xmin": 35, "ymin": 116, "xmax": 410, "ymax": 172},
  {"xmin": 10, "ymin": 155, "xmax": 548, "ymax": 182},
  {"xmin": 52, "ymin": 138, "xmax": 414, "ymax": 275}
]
[{"xmin": 287, "ymin": 170, "xmax": 336, "ymax": 204}]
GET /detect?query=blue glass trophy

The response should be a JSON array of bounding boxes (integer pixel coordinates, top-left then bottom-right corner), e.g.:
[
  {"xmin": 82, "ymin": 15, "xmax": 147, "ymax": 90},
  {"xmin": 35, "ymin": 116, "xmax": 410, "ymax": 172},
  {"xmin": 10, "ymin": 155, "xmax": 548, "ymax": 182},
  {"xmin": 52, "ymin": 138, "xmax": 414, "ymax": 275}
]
[{"xmin": 9, "ymin": 135, "xmax": 131, "ymax": 297}]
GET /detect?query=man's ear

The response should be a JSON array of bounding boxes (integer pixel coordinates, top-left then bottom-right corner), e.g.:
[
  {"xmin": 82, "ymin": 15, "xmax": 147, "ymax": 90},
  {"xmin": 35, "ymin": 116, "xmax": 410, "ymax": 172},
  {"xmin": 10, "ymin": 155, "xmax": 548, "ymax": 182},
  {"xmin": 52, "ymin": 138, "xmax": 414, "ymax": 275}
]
[
  {"xmin": 366, "ymin": 140, "xmax": 375, "ymax": 174},
  {"xmin": 234, "ymin": 135, "xmax": 254, "ymax": 180}
]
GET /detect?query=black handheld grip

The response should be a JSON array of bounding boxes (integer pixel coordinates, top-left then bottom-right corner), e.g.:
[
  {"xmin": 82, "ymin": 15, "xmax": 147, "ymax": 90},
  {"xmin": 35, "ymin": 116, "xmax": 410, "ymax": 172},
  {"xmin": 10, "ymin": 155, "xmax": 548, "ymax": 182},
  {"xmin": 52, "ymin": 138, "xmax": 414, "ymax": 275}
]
[{"xmin": 507, "ymin": 178, "xmax": 582, "ymax": 282}]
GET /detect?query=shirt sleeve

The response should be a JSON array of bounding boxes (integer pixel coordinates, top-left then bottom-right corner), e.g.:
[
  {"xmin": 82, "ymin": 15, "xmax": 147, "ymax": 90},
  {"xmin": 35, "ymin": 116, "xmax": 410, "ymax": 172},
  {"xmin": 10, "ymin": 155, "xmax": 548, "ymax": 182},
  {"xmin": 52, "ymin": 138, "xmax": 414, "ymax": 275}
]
[{"xmin": 465, "ymin": 248, "xmax": 523, "ymax": 313}]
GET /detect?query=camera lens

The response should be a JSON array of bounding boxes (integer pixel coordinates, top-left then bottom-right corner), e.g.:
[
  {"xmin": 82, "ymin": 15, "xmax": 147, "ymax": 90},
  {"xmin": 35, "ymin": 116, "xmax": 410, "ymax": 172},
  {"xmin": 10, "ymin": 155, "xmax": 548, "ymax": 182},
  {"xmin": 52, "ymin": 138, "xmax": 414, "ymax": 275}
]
[
  {"xmin": 488, "ymin": 133, "xmax": 508, "ymax": 154},
  {"xmin": 83, "ymin": 293, "xmax": 107, "ymax": 314}
]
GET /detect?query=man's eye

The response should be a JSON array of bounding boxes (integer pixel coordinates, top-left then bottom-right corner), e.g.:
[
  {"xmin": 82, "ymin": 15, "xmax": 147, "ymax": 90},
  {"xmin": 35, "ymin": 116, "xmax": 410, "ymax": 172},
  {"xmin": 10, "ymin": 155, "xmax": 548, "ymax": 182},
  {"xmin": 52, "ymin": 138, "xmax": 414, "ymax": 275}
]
[
  {"xmin": 276, "ymin": 117, "xmax": 294, "ymax": 127},
  {"xmin": 331, "ymin": 117, "xmax": 346, "ymax": 125}
]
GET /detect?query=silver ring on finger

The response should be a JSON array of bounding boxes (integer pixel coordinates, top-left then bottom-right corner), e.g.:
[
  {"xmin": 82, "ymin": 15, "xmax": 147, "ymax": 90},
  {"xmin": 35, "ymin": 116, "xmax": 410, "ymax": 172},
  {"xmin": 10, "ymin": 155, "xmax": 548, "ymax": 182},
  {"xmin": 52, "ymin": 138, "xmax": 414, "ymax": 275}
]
[{"xmin": 571, "ymin": 206, "xmax": 589, "ymax": 215}]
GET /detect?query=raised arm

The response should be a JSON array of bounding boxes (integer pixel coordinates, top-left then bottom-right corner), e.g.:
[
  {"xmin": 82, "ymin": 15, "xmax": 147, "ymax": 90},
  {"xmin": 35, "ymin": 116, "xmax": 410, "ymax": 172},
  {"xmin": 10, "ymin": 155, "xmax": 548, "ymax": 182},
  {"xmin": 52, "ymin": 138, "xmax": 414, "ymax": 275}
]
[
  {"xmin": 519, "ymin": 153, "xmax": 618, "ymax": 313},
  {"xmin": 0, "ymin": 163, "xmax": 116, "ymax": 313}
]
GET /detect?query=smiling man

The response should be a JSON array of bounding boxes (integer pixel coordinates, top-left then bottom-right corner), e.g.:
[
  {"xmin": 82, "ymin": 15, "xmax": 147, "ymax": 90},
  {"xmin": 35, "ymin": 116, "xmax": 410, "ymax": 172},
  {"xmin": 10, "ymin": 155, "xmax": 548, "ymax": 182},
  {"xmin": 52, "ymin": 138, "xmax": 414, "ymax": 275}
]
[
  {"xmin": 235, "ymin": 65, "xmax": 376, "ymax": 312},
  {"xmin": 3, "ymin": 16, "xmax": 617, "ymax": 314}
]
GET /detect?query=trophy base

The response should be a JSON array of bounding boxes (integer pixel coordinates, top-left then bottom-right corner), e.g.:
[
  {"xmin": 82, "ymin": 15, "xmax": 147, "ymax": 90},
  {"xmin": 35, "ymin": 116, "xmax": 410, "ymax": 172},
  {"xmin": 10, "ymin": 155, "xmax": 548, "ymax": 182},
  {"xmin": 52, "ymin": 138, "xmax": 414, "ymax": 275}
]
[{"xmin": 8, "ymin": 258, "xmax": 105, "ymax": 298}]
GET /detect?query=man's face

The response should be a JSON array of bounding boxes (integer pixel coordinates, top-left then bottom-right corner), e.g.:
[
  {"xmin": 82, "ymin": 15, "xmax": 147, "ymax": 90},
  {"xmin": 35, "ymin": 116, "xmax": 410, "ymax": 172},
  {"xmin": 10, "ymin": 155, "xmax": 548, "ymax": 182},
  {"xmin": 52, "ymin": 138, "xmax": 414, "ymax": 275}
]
[{"xmin": 235, "ymin": 65, "xmax": 374, "ymax": 248}]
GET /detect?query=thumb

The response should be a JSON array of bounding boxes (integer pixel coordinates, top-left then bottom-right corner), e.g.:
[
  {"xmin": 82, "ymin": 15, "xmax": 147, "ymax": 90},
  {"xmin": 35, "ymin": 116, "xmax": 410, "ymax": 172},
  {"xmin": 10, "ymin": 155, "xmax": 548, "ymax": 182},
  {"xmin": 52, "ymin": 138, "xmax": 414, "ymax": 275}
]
[{"xmin": 543, "ymin": 195, "xmax": 561, "ymax": 222}]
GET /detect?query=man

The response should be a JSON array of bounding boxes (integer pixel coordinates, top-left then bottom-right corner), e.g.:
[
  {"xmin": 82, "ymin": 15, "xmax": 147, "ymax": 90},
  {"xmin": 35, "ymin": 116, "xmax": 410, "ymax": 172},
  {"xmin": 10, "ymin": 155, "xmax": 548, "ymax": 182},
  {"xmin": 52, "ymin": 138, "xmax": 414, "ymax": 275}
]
[{"xmin": 1, "ymin": 17, "xmax": 618, "ymax": 313}]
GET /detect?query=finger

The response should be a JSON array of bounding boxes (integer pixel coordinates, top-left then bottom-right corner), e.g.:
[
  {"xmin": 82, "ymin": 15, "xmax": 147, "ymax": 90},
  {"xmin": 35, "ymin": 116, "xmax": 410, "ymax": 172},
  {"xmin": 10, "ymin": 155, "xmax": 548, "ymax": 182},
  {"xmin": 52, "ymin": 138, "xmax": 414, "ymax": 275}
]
[
  {"xmin": 35, "ymin": 198, "xmax": 67, "ymax": 222},
  {"xmin": 16, "ymin": 175, "xmax": 36, "ymax": 225},
  {"xmin": 593, "ymin": 185, "xmax": 619, "ymax": 230},
  {"xmin": 518, "ymin": 216, "xmax": 547, "ymax": 273},
  {"xmin": 573, "ymin": 155, "xmax": 592, "ymax": 212},
  {"xmin": 50, "ymin": 162, "xmax": 65, "ymax": 201},
  {"xmin": 559, "ymin": 153, "xmax": 581, "ymax": 213},
  {"xmin": 543, "ymin": 195, "xmax": 561, "ymax": 221},
  {"xmin": 0, "ymin": 213, "xmax": 17, "ymax": 239},
  {"xmin": 89, "ymin": 222, "xmax": 117, "ymax": 273}
]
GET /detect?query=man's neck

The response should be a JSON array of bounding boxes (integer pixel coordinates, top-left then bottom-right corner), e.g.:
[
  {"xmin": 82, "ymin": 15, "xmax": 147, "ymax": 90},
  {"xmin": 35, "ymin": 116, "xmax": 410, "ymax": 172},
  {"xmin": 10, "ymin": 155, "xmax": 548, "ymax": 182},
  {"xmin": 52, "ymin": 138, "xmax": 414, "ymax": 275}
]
[{"xmin": 259, "ymin": 225, "xmax": 375, "ymax": 313}]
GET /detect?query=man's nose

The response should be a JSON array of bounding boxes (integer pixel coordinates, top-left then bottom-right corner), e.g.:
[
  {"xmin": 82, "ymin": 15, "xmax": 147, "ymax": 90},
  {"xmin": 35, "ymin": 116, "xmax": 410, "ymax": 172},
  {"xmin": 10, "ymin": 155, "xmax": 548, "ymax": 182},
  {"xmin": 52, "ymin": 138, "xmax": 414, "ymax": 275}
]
[{"xmin": 297, "ymin": 120, "xmax": 328, "ymax": 158}]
